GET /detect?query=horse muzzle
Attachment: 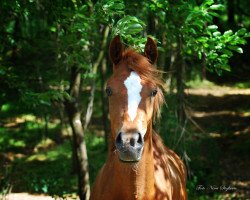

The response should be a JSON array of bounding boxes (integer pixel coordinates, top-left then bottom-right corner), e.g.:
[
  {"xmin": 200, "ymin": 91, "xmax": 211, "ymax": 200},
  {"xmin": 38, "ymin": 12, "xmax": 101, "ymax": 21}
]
[{"xmin": 115, "ymin": 132, "xmax": 144, "ymax": 162}]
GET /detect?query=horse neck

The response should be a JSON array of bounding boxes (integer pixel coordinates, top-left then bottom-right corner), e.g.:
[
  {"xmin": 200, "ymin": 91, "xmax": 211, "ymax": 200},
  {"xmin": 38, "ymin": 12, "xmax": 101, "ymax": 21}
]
[{"xmin": 108, "ymin": 122, "xmax": 155, "ymax": 199}]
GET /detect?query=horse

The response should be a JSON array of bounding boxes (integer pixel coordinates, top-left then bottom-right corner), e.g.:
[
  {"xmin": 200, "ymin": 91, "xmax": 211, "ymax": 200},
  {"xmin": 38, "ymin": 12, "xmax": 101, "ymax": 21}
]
[{"xmin": 90, "ymin": 36, "xmax": 187, "ymax": 200}]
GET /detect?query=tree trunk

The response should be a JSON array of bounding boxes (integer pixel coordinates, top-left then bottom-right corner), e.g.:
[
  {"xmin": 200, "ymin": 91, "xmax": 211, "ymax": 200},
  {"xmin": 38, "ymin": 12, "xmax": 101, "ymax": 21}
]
[
  {"xmin": 176, "ymin": 60, "xmax": 185, "ymax": 126},
  {"xmin": 166, "ymin": 49, "xmax": 177, "ymax": 93},
  {"xmin": 176, "ymin": 34, "xmax": 186, "ymax": 131},
  {"xmin": 158, "ymin": 31, "xmax": 166, "ymax": 71},
  {"xmin": 83, "ymin": 81, "xmax": 96, "ymax": 130},
  {"xmin": 64, "ymin": 26, "xmax": 110, "ymax": 200},
  {"xmin": 100, "ymin": 57, "xmax": 109, "ymax": 148},
  {"xmin": 83, "ymin": 26, "xmax": 110, "ymax": 130},
  {"xmin": 65, "ymin": 66, "xmax": 90, "ymax": 200}
]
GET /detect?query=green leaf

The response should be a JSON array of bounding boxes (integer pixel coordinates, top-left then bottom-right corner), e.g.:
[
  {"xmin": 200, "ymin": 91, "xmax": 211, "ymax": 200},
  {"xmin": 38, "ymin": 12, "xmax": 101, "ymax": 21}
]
[
  {"xmin": 197, "ymin": 37, "xmax": 208, "ymax": 43},
  {"xmin": 235, "ymin": 47, "xmax": 243, "ymax": 53},
  {"xmin": 245, "ymin": 32, "xmax": 250, "ymax": 37},
  {"xmin": 213, "ymin": 31, "xmax": 221, "ymax": 37},
  {"xmin": 237, "ymin": 28, "xmax": 247, "ymax": 36},
  {"xmin": 189, "ymin": 28, "xmax": 196, "ymax": 34},
  {"xmin": 209, "ymin": 4, "xmax": 224, "ymax": 10},
  {"xmin": 207, "ymin": 25, "xmax": 218, "ymax": 30},
  {"xmin": 208, "ymin": 52, "xmax": 218, "ymax": 59},
  {"xmin": 202, "ymin": 0, "xmax": 214, "ymax": 6},
  {"xmin": 113, "ymin": 3, "xmax": 124, "ymax": 10},
  {"xmin": 39, "ymin": 100, "xmax": 51, "ymax": 106},
  {"xmin": 198, "ymin": 51, "xmax": 202, "ymax": 59},
  {"xmin": 221, "ymin": 54, "xmax": 229, "ymax": 58},
  {"xmin": 126, "ymin": 24, "xmax": 143, "ymax": 35},
  {"xmin": 222, "ymin": 49, "xmax": 233, "ymax": 56},
  {"xmin": 223, "ymin": 30, "xmax": 233, "ymax": 36},
  {"xmin": 228, "ymin": 45, "xmax": 243, "ymax": 53},
  {"xmin": 50, "ymin": 27, "xmax": 56, "ymax": 32},
  {"xmin": 113, "ymin": 15, "xmax": 145, "ymax": 36},
  {"xmin": 221, "ymin": 64, "xmax": 231, "ymax": 71}
]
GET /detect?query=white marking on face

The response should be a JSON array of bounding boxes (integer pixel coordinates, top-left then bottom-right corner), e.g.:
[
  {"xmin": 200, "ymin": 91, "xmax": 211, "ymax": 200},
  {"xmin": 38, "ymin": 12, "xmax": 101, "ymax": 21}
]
[{"xmin": 124, "ymin": 71, "xmax": 142, "ymax": 121}]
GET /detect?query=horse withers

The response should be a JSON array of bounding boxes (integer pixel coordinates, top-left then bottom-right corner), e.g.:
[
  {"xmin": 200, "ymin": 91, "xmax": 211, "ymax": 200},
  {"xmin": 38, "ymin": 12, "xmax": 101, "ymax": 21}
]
[{"xmin": 90, "ymin": 36, "xmax": 187, "ymax": 200}]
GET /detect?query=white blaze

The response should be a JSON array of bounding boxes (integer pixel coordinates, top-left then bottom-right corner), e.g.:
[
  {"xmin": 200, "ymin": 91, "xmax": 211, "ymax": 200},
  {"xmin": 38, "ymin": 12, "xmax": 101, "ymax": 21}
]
[{"xmin": 124, "ymin": 71, "xmax": 142, "ymax": 121}]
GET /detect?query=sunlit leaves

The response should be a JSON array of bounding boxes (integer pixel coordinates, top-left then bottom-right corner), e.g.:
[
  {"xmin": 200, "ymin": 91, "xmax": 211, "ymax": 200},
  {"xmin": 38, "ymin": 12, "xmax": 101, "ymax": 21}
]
[
  {"xmin": 112, "ymin": 15, "xmax": 146, "ymax": 52},
  {"xmin": 224, "ymin": 30, "xmax": 233, "ymax": 36},
  {"xmin": 168, "ymin": 0, "xmax": 249, "ymax": 75},
  {"xmin": 94, "ymin": 0, "xmax": 124, "ymax": 23},
  {"xmin": 209, "ymin": 4, "xmax": 224, "ymax": 11},
  {"xmin": 212, "ymin": 31, "xmax": 221, "ymax": 37},
  {"xmin": 112, "ymin": 16, "xmax": 145, "ymax": 36},
  {"xmin": 236, "ymin": 28, "xmax": 247, "ymax": 36},
  {"xmin": 228, "ymin": 46, "xmax": 243, "ymax": 53},
  {"xmin": 207, "ymin": 25, "xmax": 218, "ymax": 30}
]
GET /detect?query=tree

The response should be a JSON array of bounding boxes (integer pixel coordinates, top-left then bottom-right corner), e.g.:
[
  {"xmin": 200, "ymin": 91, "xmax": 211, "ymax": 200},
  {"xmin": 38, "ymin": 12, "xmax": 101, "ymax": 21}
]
[{"xmin": 0, "ymin": 0, "xmax": 249, "ymax": 199}]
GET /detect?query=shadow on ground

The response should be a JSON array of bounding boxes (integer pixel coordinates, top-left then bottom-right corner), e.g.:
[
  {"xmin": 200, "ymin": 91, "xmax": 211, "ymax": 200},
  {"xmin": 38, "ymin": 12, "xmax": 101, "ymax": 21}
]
[{"xmin": 187, "ymin": 89, "xmax": 250, "ymax": 198}]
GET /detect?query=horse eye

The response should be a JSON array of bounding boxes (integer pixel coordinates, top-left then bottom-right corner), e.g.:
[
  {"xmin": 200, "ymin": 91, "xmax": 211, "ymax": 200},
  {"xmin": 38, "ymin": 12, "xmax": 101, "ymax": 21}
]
[
  {"xmin": 151, "ymin": 89, "xmax": 158, "ymax": 97},
  {"xmin": 105, "ymin": 87, "xmax": 112, "ymax": 96}
]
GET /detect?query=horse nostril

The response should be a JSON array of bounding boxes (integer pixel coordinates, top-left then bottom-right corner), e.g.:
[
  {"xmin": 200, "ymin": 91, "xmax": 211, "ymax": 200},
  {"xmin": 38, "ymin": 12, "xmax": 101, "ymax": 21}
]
[
  {"xmin": 130, "ymin": 138, "xmax": 135, "ymax": 147},
  {"xmin": 137, "ymin": 133, "xmax": 143, "ymax": 145},
  {"xmin": 115, "ymin": 132, "xmax": 122, "ymax": 146}
]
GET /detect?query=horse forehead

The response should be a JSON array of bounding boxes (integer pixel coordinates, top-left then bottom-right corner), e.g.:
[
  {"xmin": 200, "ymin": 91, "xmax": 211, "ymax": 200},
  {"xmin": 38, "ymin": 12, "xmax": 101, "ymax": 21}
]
[
  {"xmin": 109, "ymin": 68, "xmax": 129, "ymax": 84},
  {"xmin": 124, "ymin": 71, "xmax": 143, "ymax": 121},
  {"xmin": 124, "ymin": 71, "xmax": 141, "ymax": 87}
]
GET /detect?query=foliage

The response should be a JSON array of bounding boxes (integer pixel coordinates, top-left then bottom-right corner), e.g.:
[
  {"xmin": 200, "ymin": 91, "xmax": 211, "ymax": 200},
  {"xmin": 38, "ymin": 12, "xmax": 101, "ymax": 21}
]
[
  {"xmin": 1, "ymin": 0, "xmax": 249, "ymax": 112},
  {"xmin": 0, "ymin": 0, "xmax": 250, "ymax": 199},
  {"xmin": 143, "ymin": 0, "xmax": 250, "ymax": 75}
]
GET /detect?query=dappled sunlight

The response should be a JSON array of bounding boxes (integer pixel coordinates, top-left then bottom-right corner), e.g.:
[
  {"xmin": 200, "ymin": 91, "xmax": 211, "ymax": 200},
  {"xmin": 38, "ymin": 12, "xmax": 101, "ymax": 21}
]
[
  {"xmin": 209, "ymin": 132, "xmax": 221, "ymax": 138},
  {"xmin": 0, "ymin": 114, "xmax": 63, "ymax": 155},
  {"xmin": 3, "ymin": 114, "xmax": 59, "ymax": 130},
  {"xmin": 33, "ymin": 138, "xmax": 56, "ymax": 153},
  {"xmin": 186, "ymin": 87, "xmax": 250, "ymax": 97},
  {"xmin": 234, "ymin": 126, "xmax": 250, "ymax": 136},
  {"xmin": 5, "ymin": 192, "xmax": 80, "ymax": 200},
  {"xmin": 186, "ymin": 85, "xmax": 250, "ymax": 199},
  {"xmin": 190, "ymin": 110, "xmax": 244, "ymax": 117},
  {"xmin": 26, "ymin": 154, "xmax": 48, "ymax": 162},
  {"xmin": 0, "ymin": 112, "xmax": 77, "ymax": 198},
  {"xmin": 5, "ymin": 193, "xmax": 54, "ymax": 200},
  {"xmin": 187, "ymin": 88, "xmax": 250, "ymax": 137},
  {"xmin": 230, "ymin": 180, "xmax": 250, "ymax": 193},
  {"xmin": 0, "ymin": 152, "xmax": 25, "ymax": 162},
  {"xmin": 26, "ymin": 142, "xmax": 71, "ymax": 162},
  {"xmin": 3, "ymin": 141, "xmax": 77, "ymax": 196}
]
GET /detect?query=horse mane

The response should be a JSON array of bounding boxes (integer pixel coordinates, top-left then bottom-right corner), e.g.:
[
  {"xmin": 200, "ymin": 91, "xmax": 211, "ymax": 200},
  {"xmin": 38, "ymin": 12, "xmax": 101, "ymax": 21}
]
[{"xmin": 121, "ymin": 49, "xmax": 166, "ymax": 121}]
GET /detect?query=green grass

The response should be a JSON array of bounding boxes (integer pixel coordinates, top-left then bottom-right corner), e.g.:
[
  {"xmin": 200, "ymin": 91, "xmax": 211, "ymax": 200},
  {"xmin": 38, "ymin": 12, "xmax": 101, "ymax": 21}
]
[
  {"xmin": 11, "ymin": 141, "xmax": 76, "ymax": 196},
  {"xmin": 232, "ymin": 81, "xmax": 250, "ymax": 89},
  {"xmin": 186, "ymin": 78, "xmax": 215, "ymax": 89},
  {"xmin": 86, "ymin": 133, "xmax": 107, "ymax": 185}
]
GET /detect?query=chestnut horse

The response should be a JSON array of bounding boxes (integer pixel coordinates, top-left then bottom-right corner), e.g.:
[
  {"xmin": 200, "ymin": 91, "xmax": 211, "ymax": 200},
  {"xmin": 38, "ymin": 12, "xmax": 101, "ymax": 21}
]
[{"xmin": 90, "ymin": 36, "xmax": 187, "ymax": 200}]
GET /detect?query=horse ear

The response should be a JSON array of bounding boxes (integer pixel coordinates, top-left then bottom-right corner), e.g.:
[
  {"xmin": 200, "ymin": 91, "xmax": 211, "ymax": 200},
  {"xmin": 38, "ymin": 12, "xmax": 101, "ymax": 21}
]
[
  {"xmin": 144, "ymin": 37, "xmax": 158, "ymax": 64},
  {"xmin": 109, "ymin": 35, "xmax": 123, "ymax": 65}
]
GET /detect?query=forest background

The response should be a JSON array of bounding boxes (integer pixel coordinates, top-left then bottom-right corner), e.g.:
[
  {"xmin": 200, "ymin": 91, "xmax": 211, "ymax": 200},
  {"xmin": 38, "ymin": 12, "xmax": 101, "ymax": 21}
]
[{"xmin": 0, "ymin": 0, "xmax": 250, "ymax": 199}]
